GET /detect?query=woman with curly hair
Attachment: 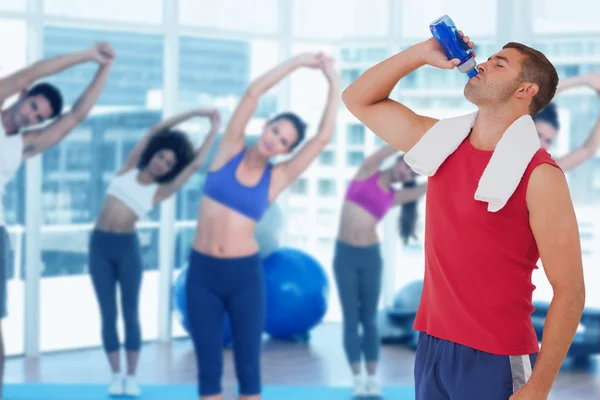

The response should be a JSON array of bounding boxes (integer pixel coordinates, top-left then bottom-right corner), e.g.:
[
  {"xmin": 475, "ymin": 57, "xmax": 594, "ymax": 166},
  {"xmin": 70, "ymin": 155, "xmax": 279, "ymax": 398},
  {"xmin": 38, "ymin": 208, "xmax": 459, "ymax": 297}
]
[{"xmin": 89, "ymin": 108, "xmax": 220, "ymax": 397}]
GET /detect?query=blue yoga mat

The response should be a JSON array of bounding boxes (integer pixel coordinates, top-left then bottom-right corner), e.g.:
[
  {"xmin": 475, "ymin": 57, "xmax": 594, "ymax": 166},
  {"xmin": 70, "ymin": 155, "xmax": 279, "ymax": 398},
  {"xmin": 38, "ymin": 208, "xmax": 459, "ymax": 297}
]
[{"xmin": 4, "ymin": 384, "xmax": 415, "ymax": 399}]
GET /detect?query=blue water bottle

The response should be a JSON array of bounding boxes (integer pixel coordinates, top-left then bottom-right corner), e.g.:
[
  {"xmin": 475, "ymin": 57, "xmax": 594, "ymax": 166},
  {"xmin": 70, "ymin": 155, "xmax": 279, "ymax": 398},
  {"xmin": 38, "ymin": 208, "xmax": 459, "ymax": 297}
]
[{"xmin": 429, "ymin": 15, "xmax": 478, "ymax": 78}]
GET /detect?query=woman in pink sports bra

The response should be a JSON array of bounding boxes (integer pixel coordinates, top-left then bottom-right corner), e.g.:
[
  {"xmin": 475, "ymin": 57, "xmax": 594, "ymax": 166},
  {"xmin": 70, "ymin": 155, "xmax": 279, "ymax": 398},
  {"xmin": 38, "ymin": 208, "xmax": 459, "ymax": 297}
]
[{"xmin": 334, "ymin": 144, "xmax": 427, "ymax": 398}]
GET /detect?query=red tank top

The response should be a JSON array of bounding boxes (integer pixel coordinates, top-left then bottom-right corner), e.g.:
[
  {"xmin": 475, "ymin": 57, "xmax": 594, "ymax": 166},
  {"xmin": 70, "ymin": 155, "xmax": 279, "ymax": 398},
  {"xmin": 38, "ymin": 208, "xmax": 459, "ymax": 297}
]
[{"xmin": 414, "ymin": 138, "xmax": 561, "ymax": 355}]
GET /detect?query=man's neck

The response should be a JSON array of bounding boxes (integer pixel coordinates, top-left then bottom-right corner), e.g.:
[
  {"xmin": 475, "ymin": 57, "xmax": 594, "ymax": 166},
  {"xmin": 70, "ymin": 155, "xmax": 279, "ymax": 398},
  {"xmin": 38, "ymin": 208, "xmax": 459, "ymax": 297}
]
[{"xmin": 469, "ymin": 106, "xmax": 529, "ymax": 151}]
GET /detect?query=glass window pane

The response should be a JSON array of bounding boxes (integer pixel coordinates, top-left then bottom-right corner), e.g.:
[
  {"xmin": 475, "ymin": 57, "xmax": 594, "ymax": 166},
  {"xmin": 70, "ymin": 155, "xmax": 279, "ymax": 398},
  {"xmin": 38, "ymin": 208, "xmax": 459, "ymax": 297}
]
[
  {"xmin": 347, "ymin": 124, "xmax": 365, "ymax": 145},
  {"xmin": 40, "ymin": 26, "xmax": 164, "ymax": 352},
  {"xmin": 344, "ymin": 0, "xmax": 389, "ymax": 38},
  {"xmin": 0, "ymin": 0, "xmax": 25, "ymax": 12},
  {"xmin": 293, "ymin": 0, "xmax": 344, "ymax": 39},
  {"xmin": 287, "ymin": 43, "xmax": 342, "ymax": 322},
  {"xmin": 318, "ymin": 150, "xmax": 336, "ymax": 166},
  {"xmin": 339, "ymin": 46, "xmax": 389, "ymax": 100},
  {"xmin": 401, "ymin": 0, "xmax": 497, "ymax": 39},
  {"xmin": 288, "ymin": 207, "xmax": 311, "ymax": 235},
  {"xmin": 316, "ymin": 209, "xmax": 336, "ymax": 228},
  {"xmin": 347, "ymin": 151, "xmax": 365, "ymax": 166},
  {"xmin": 179, "ymin": 0, "xmax": 278, "ymax": 34},
  {"xmin": 44, "ymin": 0, "xmax": 163, "ymax": 24},
  {"xmin": 317, "ymin": 179, "xmax": 336, "ymax": 197},
  {"xmin": 534, "ymin": 0, "xmax": 600, "ymax": 34},
  {"xmin": 0, "ymin": 18, "xmax": 27, "ymax": 356},
  {"xmin": 291, "ymin": 178, "xmax": 308, "ymax": 195},
  {"xmin": 293, "ymin": 0, "xmax": 389, "ymax": 39},
  {"xmin": 288, "ymin": 234, "xmax": 310, "ymax": 249},
  {"xmin": 178, "ymin": 38, "xmax": 278, "ymax": 135},
  {"xmin": 290, "ymin": 43, "xmax": 336, "ymax": 119}
]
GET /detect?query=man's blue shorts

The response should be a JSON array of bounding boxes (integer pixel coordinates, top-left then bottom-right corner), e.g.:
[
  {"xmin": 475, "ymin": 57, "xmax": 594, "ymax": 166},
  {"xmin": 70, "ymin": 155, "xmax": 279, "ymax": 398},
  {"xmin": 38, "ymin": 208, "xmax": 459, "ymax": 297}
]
[{"xmin": 415, "ymin": 332, "xmax": 538, "ymax": 400}]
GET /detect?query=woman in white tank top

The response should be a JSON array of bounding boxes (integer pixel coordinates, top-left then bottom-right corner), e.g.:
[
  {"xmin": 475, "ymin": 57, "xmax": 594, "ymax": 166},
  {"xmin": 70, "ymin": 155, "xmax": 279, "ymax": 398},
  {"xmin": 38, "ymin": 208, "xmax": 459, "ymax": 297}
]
[{"xmin": 89, "ymin": 108, "xmax": 220, "ymax": 397}]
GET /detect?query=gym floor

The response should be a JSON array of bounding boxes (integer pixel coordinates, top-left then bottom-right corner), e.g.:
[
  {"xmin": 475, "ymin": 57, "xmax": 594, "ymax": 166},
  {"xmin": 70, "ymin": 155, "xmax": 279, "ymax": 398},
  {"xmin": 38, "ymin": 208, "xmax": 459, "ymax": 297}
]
[{"xmin": 5, "ymin": 324, "xmax": 598, "ymax": 399}]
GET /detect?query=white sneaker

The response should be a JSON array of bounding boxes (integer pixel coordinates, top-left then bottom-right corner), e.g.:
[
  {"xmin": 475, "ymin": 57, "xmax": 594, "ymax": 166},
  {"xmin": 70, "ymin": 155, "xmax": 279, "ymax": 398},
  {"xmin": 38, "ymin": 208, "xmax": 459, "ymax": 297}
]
[
  {"xmin": 352, "ymin": 375, "xmax": 367, "ymax": 398},
  {"xmin": 365, "ymin": 376, "xmax": 382, "ymax": 398},
  {"xmin": 124, "ymin": 375, "xmax": 141, "ymax": 397},
  {"xmin": 108, "ymin": 374, "xmax": 124, "ymax": 397}
]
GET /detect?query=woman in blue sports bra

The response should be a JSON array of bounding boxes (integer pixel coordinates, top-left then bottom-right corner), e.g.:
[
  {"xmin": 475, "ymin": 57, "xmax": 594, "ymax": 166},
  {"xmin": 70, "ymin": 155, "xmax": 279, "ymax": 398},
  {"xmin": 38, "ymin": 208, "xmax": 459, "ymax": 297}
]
[
  {"xmin": 90, "ymin": 109, "xmax": 220, "ymax": 398},
  {"xmin": 187, "ymin": 53, "xmax": 340, "ymax": 400}
]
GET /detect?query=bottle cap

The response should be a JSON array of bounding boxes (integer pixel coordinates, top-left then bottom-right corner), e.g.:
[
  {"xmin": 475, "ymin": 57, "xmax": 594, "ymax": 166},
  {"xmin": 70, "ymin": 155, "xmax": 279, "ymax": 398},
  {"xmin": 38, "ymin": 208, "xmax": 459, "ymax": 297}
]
[{"xmin": 457, "ymin": 57, "xmax": 478, "ymax": 77}]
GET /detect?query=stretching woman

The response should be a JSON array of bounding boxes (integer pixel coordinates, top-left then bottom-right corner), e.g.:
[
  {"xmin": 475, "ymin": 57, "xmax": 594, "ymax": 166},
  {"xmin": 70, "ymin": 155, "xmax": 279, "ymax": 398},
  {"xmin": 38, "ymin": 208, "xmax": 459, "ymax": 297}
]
[
  {"xmin": 535, "ymin": 72, "xmax": 600, "ymax": 171},
  {"xmin": 186, "ymin": 52, "xmax": 340, "ymax": 400},
  {"xmin": 334, "ymin": 145, "xmax": 427, "ymax": 398},
  {"xmin": 90, "ymin": 108, "xmax": 220, "ymax": 397}
]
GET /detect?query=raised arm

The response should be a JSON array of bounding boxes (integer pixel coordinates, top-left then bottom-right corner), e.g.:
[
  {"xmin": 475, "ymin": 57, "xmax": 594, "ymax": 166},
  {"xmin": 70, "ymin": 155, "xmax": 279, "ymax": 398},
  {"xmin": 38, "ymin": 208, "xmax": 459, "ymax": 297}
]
[
  {"xmin": 554, "ymin": 73, "xmax": 600, "ymax": 172},
  {"xmin": 153, "ymin": 109, "xmax": 221, "ymax": 204},
  {"xmin": 356, "ymin": 144, "xmax": 400, "ymax": 178},
  {"xmin": 0, "ymin": 42, "xmax": 111, "ymax": 103},
  {"xmin": 342, "ymin": 33, "xmax": 475, "ymax": 152},
  {"xmin": 217, "ymin": 53, "xmax": 324, "ymax": 158},
  {"xmin": 120, "ymin": 108, "xmax": 218, "ymax": 173},
  {"xmin": 394, "ymin": 182, "xmax": 428, "ymax": 205},
  {"xmin": 512, "ymin": 164, "xmax": 585, "ymax": 399},
  {"xmin": 21, "ymin": 45, "xmax": 115, "ymax": 159},
  {"xmin": 271, "ymin": 55, "xmax": 340, "ymax": 196}
]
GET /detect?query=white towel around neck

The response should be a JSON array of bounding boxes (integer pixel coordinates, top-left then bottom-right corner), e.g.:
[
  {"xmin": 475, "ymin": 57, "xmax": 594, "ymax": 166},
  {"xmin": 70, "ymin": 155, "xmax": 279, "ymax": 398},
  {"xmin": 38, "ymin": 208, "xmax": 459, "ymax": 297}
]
[{"xmin": 404, "ymin": 111, "xmax": 540, "ymax": 212}]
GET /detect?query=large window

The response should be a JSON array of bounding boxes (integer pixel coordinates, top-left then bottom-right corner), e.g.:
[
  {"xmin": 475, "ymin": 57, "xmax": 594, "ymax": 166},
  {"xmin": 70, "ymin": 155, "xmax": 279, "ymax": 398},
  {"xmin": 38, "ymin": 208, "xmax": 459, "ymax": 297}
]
[
  {"xmin": 318, "ymin": 150, "xmax": 336, "ymax": 166},
  {"xmin": 347, "ymin": 124, "xmax": 365, "ymax": 145},
  {"xmin": 39, "ymin": 26, "xmax": 164, "ymax": 351},
  {"xmin": 290, "ymin": 178, "xmax": 308, "ymax": 195},
  {"xmin": 179, "ymin": 0, "xmax": 279, "ymax": 34},
  {"xmin": 0, "ymin": 1, "xmax": 25, "ymax": 12},
  {"xmin": 293, "ymin": 0, "xmax": 389, "ymax": 39},
  {"xmin": 347, "ymin": 151, "xmax": 365, "ymax": 167},
  {"xmin": 316, "ymin": 209, "xmax": 337, "ymax": 228},
  {"xmin": 533, "ymin": 0, "xmax": 600, "ymax": 34},
  {"xmin": 0, "ymin": 19, "xmax": 27, "ymax": 356},
  {"xmin": 401, "ymin": 0, "xmax": 497, "ymax": 39},
  {"xmin": 44, "ymin": 0, "xmax": 163, "ymax": 24},
  {"xmin": 317, "ymin": 179, "xmax": 336, "ymax": 197}
]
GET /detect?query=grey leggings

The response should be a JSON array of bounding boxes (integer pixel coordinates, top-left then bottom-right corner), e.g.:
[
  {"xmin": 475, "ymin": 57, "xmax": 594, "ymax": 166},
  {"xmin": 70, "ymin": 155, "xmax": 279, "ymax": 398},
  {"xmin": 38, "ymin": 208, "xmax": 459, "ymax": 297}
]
[
  {"xmin": 334, "ymin": 240, "xmax": 383, "ymax": 365},
  {"xmin": 89, "ymin": 229, "xmax": 143, "ymax": 353},
  {"xmin": 1, "ymin": 226, "xmax": 8, "ymax": 319}
]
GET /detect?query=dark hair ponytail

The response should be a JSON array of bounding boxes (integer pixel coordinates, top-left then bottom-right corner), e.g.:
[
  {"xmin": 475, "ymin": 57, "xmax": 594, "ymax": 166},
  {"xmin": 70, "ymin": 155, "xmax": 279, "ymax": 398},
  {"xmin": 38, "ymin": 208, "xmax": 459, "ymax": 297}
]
[{"xmin": 398, "ymin": 180, "xmax": 419, "ymax": 245}]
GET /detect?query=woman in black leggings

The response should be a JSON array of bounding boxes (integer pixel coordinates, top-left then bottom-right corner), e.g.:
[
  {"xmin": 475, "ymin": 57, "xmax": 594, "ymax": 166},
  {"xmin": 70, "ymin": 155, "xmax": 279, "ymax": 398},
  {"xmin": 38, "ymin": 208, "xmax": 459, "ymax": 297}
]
[
  {"xmin": 187, "ymin": 52, "xmax": 340, "ymax": 400},
  {"xmin": 89, "ymin": 109, "xmax": 220, "ymax": 397}
]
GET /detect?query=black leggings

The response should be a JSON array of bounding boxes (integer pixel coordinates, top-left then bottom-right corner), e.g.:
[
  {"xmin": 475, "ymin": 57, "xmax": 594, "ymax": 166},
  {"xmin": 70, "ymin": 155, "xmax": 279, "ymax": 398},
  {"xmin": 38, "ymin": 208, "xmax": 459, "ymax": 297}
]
[
  {"xmin": 88, "ymin": 229, "xmax": 142, "ymax": 353},
  {"xmin": 186, "ymin": 249, "xmax": 265, "ymax": 397}
]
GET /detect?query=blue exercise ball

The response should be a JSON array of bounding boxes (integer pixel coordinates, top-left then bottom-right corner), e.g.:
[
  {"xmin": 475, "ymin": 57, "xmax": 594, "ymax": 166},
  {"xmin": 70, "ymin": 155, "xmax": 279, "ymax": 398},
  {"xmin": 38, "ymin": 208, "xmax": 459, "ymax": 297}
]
[
  {"xmin": 173, "ymin": 264, "xmax": 232, "ymax": 345},
  {"xmin": 263, "ymin": 248, "xmax": 329, "ymax": 338},
  {"xmin": 390, "ymin": 280, "xmax": 423, "ymax": 350},
  {"xmin": 173, "ymin": 265, "xmax": 190, "ymax": 331},
  {"xmin": 392, "ymin": 280, "xmax": 423, "ymax": 315}
]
